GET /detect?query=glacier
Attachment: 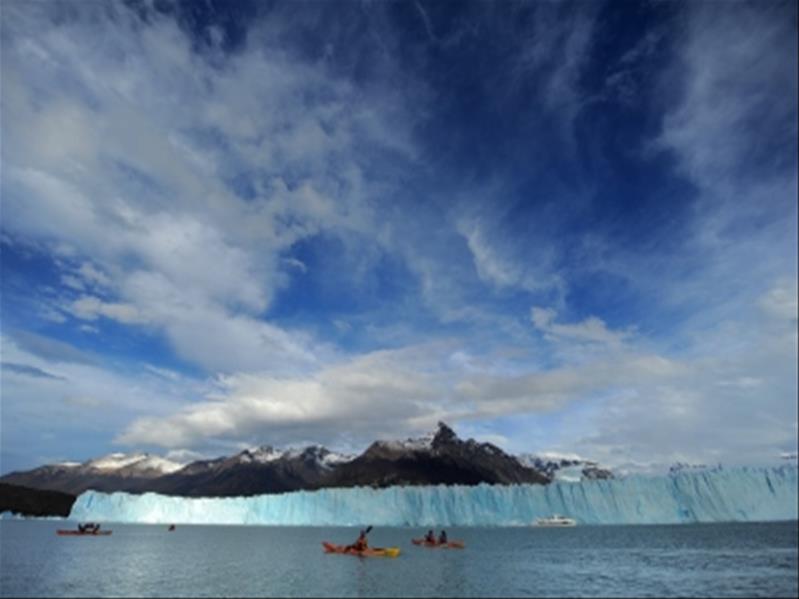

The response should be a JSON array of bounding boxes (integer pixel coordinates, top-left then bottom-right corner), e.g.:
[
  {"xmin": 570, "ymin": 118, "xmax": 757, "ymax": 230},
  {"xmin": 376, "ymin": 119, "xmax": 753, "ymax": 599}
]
[{"xmin": 69, "ymin": 465, "xmax": 798, "ymax": 526}]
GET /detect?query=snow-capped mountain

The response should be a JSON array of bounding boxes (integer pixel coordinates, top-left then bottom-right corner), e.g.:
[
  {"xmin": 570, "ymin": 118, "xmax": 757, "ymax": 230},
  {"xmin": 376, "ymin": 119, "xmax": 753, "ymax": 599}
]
[
  {"xmin": 141, "ymin": 445, "xmax": 356, "ymax": 497},
  {"xmin": 0, "ymin": 453, "xmax": 186, "ymax": 495},
  {"xmin": 0, "ymin": 422, "xmax": 548, "ymax": 497},
  {"xmin": 323, "ymin": 422, "xmax": 550, "ymax": 488}
]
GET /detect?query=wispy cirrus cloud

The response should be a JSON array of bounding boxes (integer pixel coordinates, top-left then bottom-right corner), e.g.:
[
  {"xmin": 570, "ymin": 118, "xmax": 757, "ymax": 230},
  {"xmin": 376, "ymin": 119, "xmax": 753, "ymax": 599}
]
[
  {"xmin": 1, "ymin": 362, "xmax": 66, "ymax": 381},
  {"xmin": 457, "ymin": 217, "xmax": 563, "ymax": 294}
]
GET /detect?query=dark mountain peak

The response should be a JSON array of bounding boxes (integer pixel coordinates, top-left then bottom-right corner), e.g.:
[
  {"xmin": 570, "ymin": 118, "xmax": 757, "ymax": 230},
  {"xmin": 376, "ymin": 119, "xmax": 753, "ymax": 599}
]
[
  {"xmin": 430, "ymin": 422, "xmax": 506, "ymax": 458},
  {"xmin": 325, "ymin": 422, "xmax": 550, "ymax": 489},
  {"xmin": 294, "ymin": 445, "xmax": 331, "ymax": 463},
  {"xmin": 234, "ymin": 445, "xmax": 282, "ymax": 465},
  {"xmin": 299, "ymin": 445, "xmax": 326, "ymax": 458},
  {"xmin": 431, "ymin": 421, "xmax": 457, "ymax": 448}
]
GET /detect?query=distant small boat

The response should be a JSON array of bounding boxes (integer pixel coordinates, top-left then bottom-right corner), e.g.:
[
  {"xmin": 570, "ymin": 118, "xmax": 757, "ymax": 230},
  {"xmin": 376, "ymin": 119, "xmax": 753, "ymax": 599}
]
[
  {"xmin": 168, "ymin": 524, "xmax": 176, "ymax": 531},
  {"xmin": 533, "ymin": 514, "xmax": 577, "ymax": 527},
  {"xmin": 57, "ymin": 523, "xmax": 111, "ymax": 536},
  {"xmin": 57, "ymin": 529, "xmax": 112, "ymax": 536}
]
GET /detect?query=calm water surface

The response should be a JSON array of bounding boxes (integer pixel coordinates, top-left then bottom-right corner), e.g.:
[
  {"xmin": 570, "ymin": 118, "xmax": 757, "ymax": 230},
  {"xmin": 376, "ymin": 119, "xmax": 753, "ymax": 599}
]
[{"xmin": 1, "ymin": 520, "xmax": 796, "ymax": 597}]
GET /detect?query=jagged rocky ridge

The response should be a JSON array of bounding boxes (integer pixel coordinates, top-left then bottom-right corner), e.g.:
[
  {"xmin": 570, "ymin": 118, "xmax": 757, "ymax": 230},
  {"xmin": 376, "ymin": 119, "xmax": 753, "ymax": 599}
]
[{"xmin": 0, "ymin": 423, "xmax": 584, "ymax": 498}]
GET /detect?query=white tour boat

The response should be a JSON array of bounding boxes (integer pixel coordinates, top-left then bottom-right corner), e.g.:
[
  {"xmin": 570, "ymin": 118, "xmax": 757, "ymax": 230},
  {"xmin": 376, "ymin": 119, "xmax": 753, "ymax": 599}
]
[{"xmin": 533, "ymin": 514, "xmax": 577, "ymax": 527}]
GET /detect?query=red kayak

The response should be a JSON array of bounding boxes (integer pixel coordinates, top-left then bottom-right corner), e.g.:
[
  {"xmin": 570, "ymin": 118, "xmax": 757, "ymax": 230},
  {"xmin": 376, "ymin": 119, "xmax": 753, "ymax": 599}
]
[
  {"xmin": 412, "ymin": 538, "xmax": 465, "ymax": 549},
  {"xmin": 57, "ymin": 530, "xmax": 112, "ymax": 536},
  {"xmin": 322, "ymin": 541, "xmax": 400, "ymax": 557}
]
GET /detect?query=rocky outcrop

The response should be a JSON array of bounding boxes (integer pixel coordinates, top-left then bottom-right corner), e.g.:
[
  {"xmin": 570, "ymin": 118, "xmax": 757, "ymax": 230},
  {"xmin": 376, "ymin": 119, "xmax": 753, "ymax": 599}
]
[{"xmin": 0, "ymin": 482, "xmax": 76, "ymax": 517}]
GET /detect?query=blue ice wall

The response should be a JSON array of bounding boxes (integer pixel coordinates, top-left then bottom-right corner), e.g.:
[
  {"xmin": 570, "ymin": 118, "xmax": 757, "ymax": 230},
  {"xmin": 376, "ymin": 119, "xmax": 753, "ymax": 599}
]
[{"xmin": 69, "ymin": 465, "xmax": 798, "ymax": 525}]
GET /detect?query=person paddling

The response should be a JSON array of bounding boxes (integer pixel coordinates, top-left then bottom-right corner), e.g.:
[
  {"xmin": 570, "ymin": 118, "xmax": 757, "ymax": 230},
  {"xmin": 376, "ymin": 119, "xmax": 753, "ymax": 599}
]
[
  {"xmin": 78, "ymin": 522, "xmax": 99, "ymax": 533},
  {"xmin": 346, "ymin": 526, "xmax": 372, "ymax": 551},
  {"xmin": 424, "ymin": 529, "xmax": 436, "ymax": 544},
  {"xmin": 438, "ymin": 530, "xmax": 448, "ymax": 544}
]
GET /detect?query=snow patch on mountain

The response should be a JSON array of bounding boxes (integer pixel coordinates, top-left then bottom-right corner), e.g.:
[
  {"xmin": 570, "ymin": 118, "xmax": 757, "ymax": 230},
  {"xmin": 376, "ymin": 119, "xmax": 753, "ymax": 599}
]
[
  {"xmin": 293, "ymin": 446, "xmax": 354, "ymax": 469},
  {"xmin": 86, "ymin": 453, "xmax": 150, "ymax": 471},
  {"xmin": 85, "ymin": 453, "xmax": 184, "ymax": 474},
  {"xmin": 240, "ymin": 446, "xmax": 285, "ymax": 464},
  {"xmin": 318, "ymin": 450, "xmax": 354, "ymax": 468},
  {"xmin": 236, "ymin": 445, "xmax": 354, "ymax": 469},
  {"xmin": 126, "ymin": 455, "xmax": 185, "ymax": 475},
  {"xmin": 379, "ymin": 433, "xmax": 435, "ymax": 453}
]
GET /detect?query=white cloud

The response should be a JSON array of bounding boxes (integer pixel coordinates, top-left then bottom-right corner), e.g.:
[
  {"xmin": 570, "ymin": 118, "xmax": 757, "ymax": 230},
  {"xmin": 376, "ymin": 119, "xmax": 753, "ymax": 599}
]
[
  {"xmin": 531, "ymin": 306, "xmax": 632, "ymax": 346},
  {"xmin": 69, "ymin": 295, "xmax": 148, "ymax": 325},
  {"xmin": 144, "ymin": 365, "xmax": 183, "ymax": 382},
  {"xmin": 577, "ymin": 3, "xmax": 796, "ymax": 358},
  {"xmin": 282, "ymin": 257, "xmax": 308, "ymax": 274},
  {"xmin": 460, "ymin": 220, "xmax": 522, "ymax": 289},
  {"xmin": 456, "ymin": 217, "xmax": 562, "ymax": 294},
  {"xmin": 118, "ymin": 345, "xmax": 448, "ymax": 448},
  {"xmin": 164, "ymin": 448, "xmax": 207, "ymax": 464},
  {"xmin": 656, "ymin": 1, "xmax": 796, "ymax": 226}
]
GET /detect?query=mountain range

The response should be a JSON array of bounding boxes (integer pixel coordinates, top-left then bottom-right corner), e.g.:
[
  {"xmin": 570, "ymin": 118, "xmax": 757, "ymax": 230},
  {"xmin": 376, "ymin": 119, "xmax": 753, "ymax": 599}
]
[{"xmin": 0, "ymin": 422, "xmax": 611, "ymax": 498}]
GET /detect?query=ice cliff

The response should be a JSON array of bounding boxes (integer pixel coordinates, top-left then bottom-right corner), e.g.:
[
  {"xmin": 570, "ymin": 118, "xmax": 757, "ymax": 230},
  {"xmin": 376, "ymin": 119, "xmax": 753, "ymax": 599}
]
[{"xmin": 69, "ymin": 464, "xmax": 798, "ymax": 526}]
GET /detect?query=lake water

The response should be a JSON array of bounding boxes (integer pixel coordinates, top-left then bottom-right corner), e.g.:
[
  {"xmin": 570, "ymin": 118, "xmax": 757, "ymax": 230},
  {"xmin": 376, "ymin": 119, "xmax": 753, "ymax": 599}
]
[{"xmin": 1, "ymin": 520, "xmax": 796, "ymax": 597}]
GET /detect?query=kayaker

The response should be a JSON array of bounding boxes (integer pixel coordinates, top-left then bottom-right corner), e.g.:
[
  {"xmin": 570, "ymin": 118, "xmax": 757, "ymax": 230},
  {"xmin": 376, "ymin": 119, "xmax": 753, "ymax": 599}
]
[
  {"xmin": 347, "ymin": 528, "xmax": 369, "ymax": 551},
  {"xmin": 438, "ymin": 530, "xmax": 448, "ymax": 544},
  {"xmin": 424, "ymin": 530, "xmax": 436, "ymax": 544}
]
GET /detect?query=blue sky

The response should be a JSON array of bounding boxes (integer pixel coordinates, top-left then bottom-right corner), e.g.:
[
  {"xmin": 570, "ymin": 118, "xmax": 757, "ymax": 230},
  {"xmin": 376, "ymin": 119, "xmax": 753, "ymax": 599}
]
[{"xmin": 1, "ymin": 0, "xmax": 796, "ymax": 474}]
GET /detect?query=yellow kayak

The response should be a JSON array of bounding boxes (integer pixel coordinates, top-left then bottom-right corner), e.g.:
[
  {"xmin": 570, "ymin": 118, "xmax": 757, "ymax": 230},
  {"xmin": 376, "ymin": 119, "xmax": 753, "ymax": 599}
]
[{"xmin": 322, "ymin": 542, "xmax": 400, "ymax": 558}]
